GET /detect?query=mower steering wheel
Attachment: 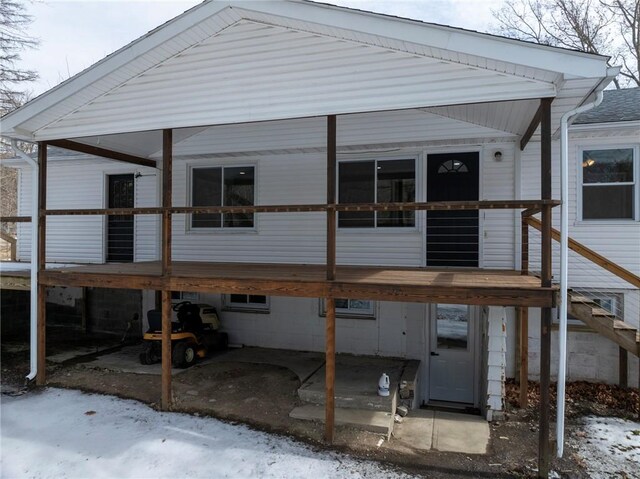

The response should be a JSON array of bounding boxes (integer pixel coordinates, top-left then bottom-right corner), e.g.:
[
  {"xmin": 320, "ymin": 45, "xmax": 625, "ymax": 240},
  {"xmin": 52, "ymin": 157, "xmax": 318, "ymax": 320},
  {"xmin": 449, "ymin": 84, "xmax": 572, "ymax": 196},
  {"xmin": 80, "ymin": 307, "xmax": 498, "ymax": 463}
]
[{"xmin": 172, "ymin": 301, "xmax": 191, "ymax": 311}]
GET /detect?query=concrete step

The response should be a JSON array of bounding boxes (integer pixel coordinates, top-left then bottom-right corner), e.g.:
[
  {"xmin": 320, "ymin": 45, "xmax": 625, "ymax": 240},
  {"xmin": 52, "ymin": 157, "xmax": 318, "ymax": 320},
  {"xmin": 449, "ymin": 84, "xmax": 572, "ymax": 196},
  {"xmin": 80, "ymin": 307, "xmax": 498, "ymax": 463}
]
[
  {"xmin": 289, "ymin": 404, "xmax": 394, "ymax": 439},
  {"xmin": 298, "ymin": 380, "xmax": 397, "ymax": 412}
]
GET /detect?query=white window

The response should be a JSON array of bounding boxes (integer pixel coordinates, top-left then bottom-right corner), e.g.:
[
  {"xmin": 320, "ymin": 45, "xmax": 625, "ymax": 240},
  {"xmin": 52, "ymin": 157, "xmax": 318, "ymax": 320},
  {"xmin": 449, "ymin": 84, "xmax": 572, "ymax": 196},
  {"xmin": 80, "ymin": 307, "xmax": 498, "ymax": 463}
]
[
  {"xmin": 555, "ymin": 292, "xmax": 621, "ymax": 326},
  {"xmin": 191, "ymin": 166, "xmax": 255, "ymax": 228},
  {"xmin": 224, "ymin": 294, "xmax": 269, "ymax": 312},
  {"xmin": 338, "ymin": 159, "xmax": 416, "ymax": 228},
  {"xmin": 581, "ymin": 148, "xmax": 637, "ymax": 220},
  {"xmin": 320, "ymin": 298, "xmax": 375, "ymax": 319}
]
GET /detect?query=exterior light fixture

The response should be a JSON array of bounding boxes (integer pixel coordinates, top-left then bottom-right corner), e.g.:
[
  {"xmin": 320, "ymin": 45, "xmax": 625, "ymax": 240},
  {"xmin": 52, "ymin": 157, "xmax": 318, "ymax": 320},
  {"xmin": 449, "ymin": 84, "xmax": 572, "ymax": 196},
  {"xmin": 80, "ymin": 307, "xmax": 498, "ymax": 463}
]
[
  {"xmin": 494, "ymin": 151, "xmax": 503, "ymax": 161},
  {"xmin": 582, "ymin": 158, "xmax": 595, "ymax": 167}
]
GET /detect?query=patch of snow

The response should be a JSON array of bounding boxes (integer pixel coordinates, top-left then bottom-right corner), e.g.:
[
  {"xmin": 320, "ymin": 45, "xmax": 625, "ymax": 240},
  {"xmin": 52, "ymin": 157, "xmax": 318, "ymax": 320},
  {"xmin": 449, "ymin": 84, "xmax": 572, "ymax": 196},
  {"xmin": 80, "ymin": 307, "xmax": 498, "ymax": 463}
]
[
  {"xmin": 1, "ymin": 388, "xmax": 414, "ymax": 479},
  {"xmin": 573, "ymin": 415, "xmax": 640, "ymax": 479}
]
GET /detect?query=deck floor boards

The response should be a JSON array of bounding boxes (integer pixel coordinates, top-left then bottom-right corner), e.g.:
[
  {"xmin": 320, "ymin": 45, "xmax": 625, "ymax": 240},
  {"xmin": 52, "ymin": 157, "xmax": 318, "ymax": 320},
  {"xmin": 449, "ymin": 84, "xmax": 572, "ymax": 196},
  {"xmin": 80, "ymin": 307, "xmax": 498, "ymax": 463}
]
[{"xmin": 3, "ymin": 261, "xmax": 555, "ymax": 307}]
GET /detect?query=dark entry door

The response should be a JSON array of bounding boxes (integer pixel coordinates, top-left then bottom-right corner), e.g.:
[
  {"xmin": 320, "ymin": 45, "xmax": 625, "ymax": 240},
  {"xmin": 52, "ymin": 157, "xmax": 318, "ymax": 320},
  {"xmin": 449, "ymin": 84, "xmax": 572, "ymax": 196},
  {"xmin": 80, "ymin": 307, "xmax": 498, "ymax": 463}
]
[
  {"xmin": 107, "ymin": 174, "xmax": 134, "ymax": 262},
  {"xmin": 426, "ymin": 152, "xmax": 480, "ymax": 267}
]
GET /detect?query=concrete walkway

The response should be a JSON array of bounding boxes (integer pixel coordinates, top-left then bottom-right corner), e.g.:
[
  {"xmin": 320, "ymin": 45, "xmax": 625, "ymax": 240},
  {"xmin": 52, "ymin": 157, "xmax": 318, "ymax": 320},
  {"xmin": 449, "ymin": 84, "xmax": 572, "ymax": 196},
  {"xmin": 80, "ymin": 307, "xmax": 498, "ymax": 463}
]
[{"xmin": 394, "ymin": 410, "xmax": 490, "ymax": 454}]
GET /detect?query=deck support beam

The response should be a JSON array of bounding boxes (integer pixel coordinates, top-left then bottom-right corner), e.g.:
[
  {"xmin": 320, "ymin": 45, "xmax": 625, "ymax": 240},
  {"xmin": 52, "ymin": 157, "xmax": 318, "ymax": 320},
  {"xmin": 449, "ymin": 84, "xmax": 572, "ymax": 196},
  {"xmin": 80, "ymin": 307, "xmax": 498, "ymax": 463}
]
[
  {"xmin": 538, "ymin": 97, "xmax": 553, "ymax": 478},
  {"xmin": 519, "ymin": 307, "xmax": 529, "ymax": 408},
  {"xmin": 36, "ymin": 142, "xmax": 47, "ymax": 386},
  {"xmin": 325, "ymin": 115, "xmax": 337, "ymax": 443},
  {"xmin": 160, "ymin": 129, "xmax": 173, "ymax": 410},
  {"xmin": 325, "ymin": 297, "xmax": 336, "ymax": 443},
  {"xmin": 47, "ymin": 139, "xmax": 156, "ymax": 169}
]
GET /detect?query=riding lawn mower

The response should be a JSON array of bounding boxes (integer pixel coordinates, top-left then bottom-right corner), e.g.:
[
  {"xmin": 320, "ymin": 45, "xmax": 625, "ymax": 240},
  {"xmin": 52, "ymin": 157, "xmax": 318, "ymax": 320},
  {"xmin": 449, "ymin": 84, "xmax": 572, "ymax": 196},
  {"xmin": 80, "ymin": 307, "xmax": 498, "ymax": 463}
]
[{"xmin": 139, "ymin": 301, "xmax": 228, "ymax": 368}]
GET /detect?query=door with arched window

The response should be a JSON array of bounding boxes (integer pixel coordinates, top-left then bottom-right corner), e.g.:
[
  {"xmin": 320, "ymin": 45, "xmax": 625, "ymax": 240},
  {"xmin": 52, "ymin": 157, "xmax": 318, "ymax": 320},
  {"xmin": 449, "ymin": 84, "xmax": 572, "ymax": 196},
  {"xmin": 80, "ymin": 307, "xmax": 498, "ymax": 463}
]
[{"xmin": 426, "ymin": 152, "xmax": 480, "ymax": 267}]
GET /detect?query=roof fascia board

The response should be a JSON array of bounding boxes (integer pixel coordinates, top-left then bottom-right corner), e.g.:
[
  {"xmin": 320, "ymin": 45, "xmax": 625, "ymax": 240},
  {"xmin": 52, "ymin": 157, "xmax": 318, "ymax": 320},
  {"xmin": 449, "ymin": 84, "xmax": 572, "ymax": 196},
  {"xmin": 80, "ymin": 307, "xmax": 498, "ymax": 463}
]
[
  {"xmin": 244, "ymin": 0, "xmax": 609, "ymax": 78},
  {"xmin": 1, "ymin": 1, "xmax": 231, "ymax": 135}
]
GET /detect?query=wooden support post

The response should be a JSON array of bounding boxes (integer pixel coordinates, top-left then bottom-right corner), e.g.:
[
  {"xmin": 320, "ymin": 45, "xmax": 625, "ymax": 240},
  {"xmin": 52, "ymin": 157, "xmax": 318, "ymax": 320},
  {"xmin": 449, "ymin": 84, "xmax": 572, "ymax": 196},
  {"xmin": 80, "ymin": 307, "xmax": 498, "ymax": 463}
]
[
  {"xmin": 325, "ymin": 297, "xmax": 336, "ymax": 443},
  {"xmin": 538, "ymin": 98, "xmax": 553, "ymax": 479},
  {"xmin": 160, "ymin": 129, "xmax": 173, "ymax": 410},
  {"xmin": 519, "ymin": 307, "xmax": 529, "ymax": 408},
  {"xmin": 326, "ymin": 115, "xmax": 337, "ymax": 281},
  {"xmin": 162, "ymin": 129, "xmax": 172, "ymax": 277},
  {"xmin": 521, "ymin": 215, "xmax": 529, "ymax": 276},
  {"xmin": 161, "ymin": 290, "xmax": 172, "ymax": 410},
  {"xmin": 36, "ymin": 142, "xmax": 47, "ymax": 386},
  {"xmin": 619, "ymin": 347, "xmax": 628, "ymax": 388}
]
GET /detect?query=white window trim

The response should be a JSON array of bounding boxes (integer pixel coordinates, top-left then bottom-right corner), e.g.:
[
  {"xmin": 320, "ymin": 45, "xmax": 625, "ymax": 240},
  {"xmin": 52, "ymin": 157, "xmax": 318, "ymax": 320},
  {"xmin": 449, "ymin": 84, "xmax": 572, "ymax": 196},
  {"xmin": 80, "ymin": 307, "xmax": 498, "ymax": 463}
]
[
  {"xmin": 577, "ymin": 145, "xmax": 639, "ymax": 223},
  {"xmin": 336, "ymin": 156, "xmax": 419, "ymax": 232},
  {"xmin": 223, "ymin": 294, "xmax": 270, "ymax": 314},
  {"xmin": 187, "ymin": 163, "xmax": 258, "ymax": 233},
  {"xmin": 319, "ymin": 298, "xmax": 376, "ymax": 320}
]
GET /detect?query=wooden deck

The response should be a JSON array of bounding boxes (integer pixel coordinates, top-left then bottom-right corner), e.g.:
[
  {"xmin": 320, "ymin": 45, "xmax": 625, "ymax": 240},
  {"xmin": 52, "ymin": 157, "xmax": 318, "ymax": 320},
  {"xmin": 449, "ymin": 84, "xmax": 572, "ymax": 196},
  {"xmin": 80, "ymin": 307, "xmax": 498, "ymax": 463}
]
[{"xmin": 14, "ymin": 261, "xmax": 560, "ymax": 307}]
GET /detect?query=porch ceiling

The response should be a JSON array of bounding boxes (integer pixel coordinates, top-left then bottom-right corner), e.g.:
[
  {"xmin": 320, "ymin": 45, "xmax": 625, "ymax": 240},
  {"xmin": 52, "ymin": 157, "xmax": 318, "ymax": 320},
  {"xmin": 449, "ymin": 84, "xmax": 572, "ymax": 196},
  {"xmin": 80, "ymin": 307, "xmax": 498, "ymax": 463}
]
[{"xmin": 0, "ymin": 0, "xmax": 613, "ymax": 156}]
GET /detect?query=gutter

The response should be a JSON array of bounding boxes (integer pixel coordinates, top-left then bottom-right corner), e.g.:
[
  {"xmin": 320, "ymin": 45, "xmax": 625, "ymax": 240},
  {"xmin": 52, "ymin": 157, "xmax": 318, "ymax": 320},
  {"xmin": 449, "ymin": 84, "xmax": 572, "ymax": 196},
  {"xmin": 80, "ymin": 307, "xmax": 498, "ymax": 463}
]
[
  {"xmin": 556, "ymin": 88, "xmax": 606, "ymax": 458},
  {"xmin": 10, "ymin": 139, "xmax": 39, "ymax": 383}
]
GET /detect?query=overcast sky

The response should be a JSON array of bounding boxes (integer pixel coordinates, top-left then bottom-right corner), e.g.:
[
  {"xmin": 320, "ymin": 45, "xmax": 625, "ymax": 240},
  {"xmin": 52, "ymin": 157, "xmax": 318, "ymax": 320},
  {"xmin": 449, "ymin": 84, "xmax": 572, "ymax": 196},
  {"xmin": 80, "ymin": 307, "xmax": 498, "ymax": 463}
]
[{"xmin": 21, "ymin": 0, "xmax": 504, "ymax": 96}]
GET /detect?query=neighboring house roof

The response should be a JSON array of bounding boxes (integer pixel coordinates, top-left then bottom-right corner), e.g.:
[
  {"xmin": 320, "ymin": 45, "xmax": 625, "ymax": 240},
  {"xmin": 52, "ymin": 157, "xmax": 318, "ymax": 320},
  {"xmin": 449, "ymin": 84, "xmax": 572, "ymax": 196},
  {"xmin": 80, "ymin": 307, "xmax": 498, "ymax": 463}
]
[{"xmin": 574, "ymin": 87, "xmax": 640, "ymax": 124}]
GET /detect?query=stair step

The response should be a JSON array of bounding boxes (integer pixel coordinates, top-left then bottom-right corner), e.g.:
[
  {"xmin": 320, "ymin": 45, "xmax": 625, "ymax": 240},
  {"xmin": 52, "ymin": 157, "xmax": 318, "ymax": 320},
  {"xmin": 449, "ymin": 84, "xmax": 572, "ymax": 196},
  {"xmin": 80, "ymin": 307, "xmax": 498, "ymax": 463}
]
[
  {"xmin": 592, "ymin": 308, "xmax": 616, "ymax": 318},
  {"xmin": 612, "ymin": 320, "xmax": 637, "ymax": 331},
  {"xmin": 289, "ymin": 404, "xmax": 394, "ymax": 438},
  {"xmin": 569, "ymin": 295, "xmax": 597, "ymax": 305}
]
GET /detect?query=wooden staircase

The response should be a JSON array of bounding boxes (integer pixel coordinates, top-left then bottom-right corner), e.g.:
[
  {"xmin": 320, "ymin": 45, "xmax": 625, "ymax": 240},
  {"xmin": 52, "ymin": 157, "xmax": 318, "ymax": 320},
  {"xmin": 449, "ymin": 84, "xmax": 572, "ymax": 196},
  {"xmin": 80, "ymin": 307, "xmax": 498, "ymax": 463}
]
[
  {"xmin": 522, "ymin": 214, "xmax": 640, "ymax": 389},
  {"xmin": 568, "ymin": 292, "xmax": 640, "ymax": 357}
]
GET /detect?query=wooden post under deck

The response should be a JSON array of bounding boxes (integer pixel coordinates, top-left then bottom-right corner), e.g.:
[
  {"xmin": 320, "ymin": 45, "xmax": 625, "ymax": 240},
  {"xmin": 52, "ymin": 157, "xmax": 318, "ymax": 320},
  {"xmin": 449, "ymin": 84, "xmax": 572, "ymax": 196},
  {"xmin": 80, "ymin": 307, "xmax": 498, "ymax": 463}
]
[
  {"xmin": 325, "ymin": 297, "xmax": 336, "ymax": 443},
  {"xmin": 519, "ymin": 307, "xmax": 529, "ymax": 408},
  {"xmin": 520, "ymin": 215, "xmax": 530, "ymax": 408},
  {"xmin": 160, "ymin": 129, "xmax": 173, "ymax": 410},
  {"xmin": 325, "ymin": 115, "xmax": 337, "ymax": 443},
  {"xmin": 161, "ymin": 290, "xmax": 172, "ymax": 409},
  {"xmin": 538, "ymin": 97, "xmax": 553, "ymax": 478},
  {"xmin": 36, "ymin": 142, "xmax": 47, "ymax": 386}
]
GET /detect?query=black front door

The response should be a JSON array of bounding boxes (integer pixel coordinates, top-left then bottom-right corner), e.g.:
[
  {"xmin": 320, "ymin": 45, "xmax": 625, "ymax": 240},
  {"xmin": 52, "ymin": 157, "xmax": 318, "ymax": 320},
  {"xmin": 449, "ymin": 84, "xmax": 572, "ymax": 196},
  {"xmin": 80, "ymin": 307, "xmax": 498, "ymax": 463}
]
[
  {"xmin": 426, "ymin": 152, "xmax": 480, "ymax": 267},
  {"xmin": 107, "ymin": 174, "xmax": 134, "ymax": 262}
]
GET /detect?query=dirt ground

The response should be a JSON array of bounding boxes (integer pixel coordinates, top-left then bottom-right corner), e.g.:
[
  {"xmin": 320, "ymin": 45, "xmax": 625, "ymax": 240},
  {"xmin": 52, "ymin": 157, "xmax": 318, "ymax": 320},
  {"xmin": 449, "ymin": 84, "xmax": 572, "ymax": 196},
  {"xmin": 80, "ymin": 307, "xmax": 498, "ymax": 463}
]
[{"xmin": 5, "ymin": 343, "xmax": 633, "ymax": 478}]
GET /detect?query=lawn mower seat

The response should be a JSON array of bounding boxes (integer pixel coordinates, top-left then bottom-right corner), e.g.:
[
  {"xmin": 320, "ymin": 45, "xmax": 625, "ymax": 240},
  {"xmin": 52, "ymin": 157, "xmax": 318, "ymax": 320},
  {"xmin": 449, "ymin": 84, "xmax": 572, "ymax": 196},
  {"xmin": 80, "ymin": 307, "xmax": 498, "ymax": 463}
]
[
  {"xmin": 176, "ymin": 303, "xmax": 205, "ymax": 336},
  {"xmin": 146, "ymin": 310, "xmax": 181, "ymax": 333}
]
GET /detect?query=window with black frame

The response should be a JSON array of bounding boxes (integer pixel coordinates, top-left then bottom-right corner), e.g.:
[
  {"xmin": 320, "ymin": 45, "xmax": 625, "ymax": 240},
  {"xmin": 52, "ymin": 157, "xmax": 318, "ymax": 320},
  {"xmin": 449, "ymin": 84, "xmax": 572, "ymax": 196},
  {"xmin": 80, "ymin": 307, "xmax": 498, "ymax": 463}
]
[
  {"xmin": 191, "ymin": 166, "xmax": 255, "ymax": 228},
  {"xmin": 338, "ymin": 159, "xmax": 415, "ymax": 228},
  {"xmin": 582, "ymin": 148, "xmax": 635, "ymax": 220}
]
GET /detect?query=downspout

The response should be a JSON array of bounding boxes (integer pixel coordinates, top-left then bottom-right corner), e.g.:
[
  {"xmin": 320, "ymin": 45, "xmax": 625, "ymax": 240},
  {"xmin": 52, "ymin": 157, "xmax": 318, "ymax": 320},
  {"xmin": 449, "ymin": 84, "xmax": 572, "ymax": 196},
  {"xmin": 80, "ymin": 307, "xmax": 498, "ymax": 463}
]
[
  {"xmin": 557, "ymin": 89, "xmax": 604, "ymax": 457},
  {"xmin": 10, "ymin": 139, "xmax": 39, "ymax": 382}
]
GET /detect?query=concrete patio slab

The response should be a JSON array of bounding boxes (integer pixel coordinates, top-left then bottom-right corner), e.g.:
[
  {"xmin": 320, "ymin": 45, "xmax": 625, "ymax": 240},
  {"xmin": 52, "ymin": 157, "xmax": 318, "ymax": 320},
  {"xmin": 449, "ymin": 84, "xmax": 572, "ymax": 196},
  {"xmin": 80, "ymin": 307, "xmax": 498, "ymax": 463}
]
[
  {"xmin": 392, "ymin": 409, "xmax": 435, "ymax": 451},
  {"xmin": 81, "ymin": 345, "xmax": 213, "ymax": 375},
  {"xmin": 216, "ymin": 347, "xmax": 325, "ymax": 382},
  {"xmin": 298, "ymin": 355, "xmax": 405, "ymax": 411},
  {"xmin": 432, "ymin": 411, "xmax": 490, "ymax": 454},
  {"xmin": 289, "ymin": 404, "xmax": 393, "ymax": 437}
]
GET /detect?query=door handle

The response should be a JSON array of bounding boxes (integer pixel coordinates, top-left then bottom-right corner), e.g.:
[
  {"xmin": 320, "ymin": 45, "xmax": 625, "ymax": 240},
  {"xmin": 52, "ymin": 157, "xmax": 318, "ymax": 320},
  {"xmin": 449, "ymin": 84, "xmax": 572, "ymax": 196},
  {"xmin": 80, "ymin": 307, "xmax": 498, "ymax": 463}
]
[{"xmin": 430, "ymin": 352, "xmax": 439, "ymax": 356}]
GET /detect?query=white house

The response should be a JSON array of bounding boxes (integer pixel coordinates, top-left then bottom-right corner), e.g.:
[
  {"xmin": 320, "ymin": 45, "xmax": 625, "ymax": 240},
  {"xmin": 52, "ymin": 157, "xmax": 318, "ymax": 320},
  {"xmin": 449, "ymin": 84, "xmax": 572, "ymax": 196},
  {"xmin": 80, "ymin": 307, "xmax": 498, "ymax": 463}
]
[{"xmin": 1, "ymin": 1, "xmax": 637, "ymax": 475}]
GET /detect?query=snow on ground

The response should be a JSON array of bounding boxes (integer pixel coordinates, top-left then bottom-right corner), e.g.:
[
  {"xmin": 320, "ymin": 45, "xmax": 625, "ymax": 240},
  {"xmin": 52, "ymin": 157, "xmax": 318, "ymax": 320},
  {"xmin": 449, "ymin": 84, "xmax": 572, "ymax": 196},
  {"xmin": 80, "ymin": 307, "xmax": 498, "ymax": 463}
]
[
  {"xmin": 573, "ymin": 415, "xmax": 640, "ymax": 479},
  {"xmin": 1, "ymin": 388, "xmax": 414, "ymax": 479}
]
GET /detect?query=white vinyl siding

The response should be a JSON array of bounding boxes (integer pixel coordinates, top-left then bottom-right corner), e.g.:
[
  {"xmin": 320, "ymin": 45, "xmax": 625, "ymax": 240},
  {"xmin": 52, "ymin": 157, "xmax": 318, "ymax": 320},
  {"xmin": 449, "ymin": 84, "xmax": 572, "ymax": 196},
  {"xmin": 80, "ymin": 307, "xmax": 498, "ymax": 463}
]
[
  {"xmin": 520, "ymin": 132, "xmax": 640, "ymax": 288},
  {"xmin": 17, "ymin": 158, "xmax": 158, "ymax": 263}
]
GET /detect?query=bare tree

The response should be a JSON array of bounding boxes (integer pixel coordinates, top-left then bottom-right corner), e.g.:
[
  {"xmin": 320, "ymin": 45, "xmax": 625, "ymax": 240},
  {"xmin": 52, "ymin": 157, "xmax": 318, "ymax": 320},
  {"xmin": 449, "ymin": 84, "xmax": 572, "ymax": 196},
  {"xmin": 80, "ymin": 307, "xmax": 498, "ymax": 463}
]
[
  {"xmin": 0, "ymin": 0, "xmax": 38, "ymax": 244},
  {"xmin": 492, "ymin": 0, "xmax": 640, "ymax": 88},
  {"xmin": 0, "ymin": 0, "xmax": 39, "ymax": 112}
]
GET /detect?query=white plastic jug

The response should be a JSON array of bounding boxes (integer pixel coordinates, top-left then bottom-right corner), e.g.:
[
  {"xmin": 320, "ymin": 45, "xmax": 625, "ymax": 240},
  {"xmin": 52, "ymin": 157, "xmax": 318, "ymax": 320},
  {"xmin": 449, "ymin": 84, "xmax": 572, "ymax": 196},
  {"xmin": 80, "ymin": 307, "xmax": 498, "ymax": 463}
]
[{"xmin": 378, "ymin": 373, "xmax": 390, "ymax": 397}]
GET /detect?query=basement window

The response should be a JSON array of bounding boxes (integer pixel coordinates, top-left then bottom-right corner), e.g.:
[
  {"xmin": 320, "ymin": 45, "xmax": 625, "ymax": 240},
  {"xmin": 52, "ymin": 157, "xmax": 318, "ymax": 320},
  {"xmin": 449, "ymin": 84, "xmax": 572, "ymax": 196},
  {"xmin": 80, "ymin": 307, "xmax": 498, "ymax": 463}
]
[
  {"xmin": 581, "ymin": 148, "xmax": 636, "ymax": 220},
  {"xmin": 320, "ymin": 299, "xmax": 375, "ymax": 319},
  {"xmin": 555, "ymin": 291, "xmax": 622, "ymax": 327},
  {"xmin": 338, "ymin": 159, "xmax": 416, "ymax": 228},
  {"xmin": 224, "ymin": 294, "xmax": 269, "ymax": 313},
  {"xmin": 191, "ymin": 166, "xmax": 255, "ymax": 228}
]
